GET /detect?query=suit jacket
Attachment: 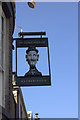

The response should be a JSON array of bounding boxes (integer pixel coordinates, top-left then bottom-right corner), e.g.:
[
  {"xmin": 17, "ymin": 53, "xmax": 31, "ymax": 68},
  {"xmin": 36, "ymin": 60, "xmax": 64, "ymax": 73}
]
[{"xmin": 25, "ymin": 67, "xmax": 42, "ymax": 76}]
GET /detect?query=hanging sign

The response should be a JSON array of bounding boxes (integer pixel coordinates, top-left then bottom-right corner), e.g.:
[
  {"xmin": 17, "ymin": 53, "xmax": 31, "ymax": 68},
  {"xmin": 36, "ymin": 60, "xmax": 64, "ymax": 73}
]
[{"xmin": 13, "ymin": 37, "xmax": 51, "ymax": 86}]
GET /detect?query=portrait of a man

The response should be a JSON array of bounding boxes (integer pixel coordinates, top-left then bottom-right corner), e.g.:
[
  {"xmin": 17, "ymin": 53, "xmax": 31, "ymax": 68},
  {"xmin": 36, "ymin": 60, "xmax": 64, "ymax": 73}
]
[{"xmin": 25, "ymin": 46, "xmax": 42, "ymax": 76}]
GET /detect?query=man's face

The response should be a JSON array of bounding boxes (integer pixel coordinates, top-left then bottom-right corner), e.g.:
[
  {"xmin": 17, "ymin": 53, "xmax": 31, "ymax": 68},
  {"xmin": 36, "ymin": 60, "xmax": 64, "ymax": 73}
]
[{"xmin": 26, "ymin": 50, "xmax": 39, "ymax": 67}]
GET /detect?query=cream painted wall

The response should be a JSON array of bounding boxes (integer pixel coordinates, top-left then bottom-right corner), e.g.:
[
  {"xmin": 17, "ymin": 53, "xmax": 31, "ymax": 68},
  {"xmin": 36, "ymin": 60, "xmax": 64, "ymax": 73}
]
[
  {"xmin": 13, "ymin": 89, "xmax": 27, "ymax": 119},
  {"xmin": 19, "ymin": 94, "xmax": 27, "ymax": 118}
]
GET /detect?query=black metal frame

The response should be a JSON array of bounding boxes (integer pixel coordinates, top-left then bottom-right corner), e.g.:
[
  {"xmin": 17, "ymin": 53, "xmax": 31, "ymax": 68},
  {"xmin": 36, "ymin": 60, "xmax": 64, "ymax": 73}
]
[{"xmin": 13, "ymin": 37, "xmax": 51, "ymax": 86}]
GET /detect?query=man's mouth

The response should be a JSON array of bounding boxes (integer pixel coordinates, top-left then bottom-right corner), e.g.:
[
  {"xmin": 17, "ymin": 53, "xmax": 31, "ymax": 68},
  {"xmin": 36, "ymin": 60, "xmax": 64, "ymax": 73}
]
[{"xmin": 30, "ymin": 60, "xmax": 35, "ymax": 62}]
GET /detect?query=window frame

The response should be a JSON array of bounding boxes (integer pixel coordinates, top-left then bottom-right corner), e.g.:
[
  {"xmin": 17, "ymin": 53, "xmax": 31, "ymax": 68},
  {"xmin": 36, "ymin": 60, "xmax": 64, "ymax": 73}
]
[{"xmin": 0, "ymin": 11, "xmax": 6, "ymax": 72}]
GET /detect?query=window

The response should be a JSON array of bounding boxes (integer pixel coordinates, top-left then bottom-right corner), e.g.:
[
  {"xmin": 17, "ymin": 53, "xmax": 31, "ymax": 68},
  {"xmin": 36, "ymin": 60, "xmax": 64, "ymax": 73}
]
[
  {"xmin": 0, "ymin": 16, "xmax": 1, "ymax": 67},
  {"xmin": 0, "ymin": 10, "xmax": 6, "ymax": 107},
  {"xmin": 0, "ymin": 16, "xmax": 4, "ymax": 71}
]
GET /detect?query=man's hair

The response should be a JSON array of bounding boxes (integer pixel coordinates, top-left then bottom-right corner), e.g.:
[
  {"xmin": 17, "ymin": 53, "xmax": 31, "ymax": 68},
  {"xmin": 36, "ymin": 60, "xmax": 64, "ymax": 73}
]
[{"xmin": 26, "ymin": 46, "xmax": 38, "ymax": 54}]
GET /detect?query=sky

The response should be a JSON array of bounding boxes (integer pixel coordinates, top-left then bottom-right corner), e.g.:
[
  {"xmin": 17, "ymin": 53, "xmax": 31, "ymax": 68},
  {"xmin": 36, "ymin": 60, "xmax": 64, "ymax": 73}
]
[{"xmin": 13, "ymin": 2, "xmax": 78, "ymax": 118}]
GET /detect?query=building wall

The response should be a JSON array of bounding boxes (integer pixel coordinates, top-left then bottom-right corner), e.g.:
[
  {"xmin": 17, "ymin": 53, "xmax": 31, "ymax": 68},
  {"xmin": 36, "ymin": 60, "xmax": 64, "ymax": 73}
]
[
  {"xmin": 13, "ymin": 87, "xmax": 28, "ymax": 119},
  {"xmin": 0, "ymin": 2, "xmax": 28, "ymax": 119},
  {"xmin": 0, "ymin": 2, "xmax": 16, "ymax": 119},
  {"xmin": 0, "ymin": 3, "xmax": 6, "ymax": 108},
  {"xmin": 78, "ymin": 2, "xmax": 80, "ymax": 119},
  {"xmin": 19, "ymin": 88, "xmax": 27, "ymax": 119}
]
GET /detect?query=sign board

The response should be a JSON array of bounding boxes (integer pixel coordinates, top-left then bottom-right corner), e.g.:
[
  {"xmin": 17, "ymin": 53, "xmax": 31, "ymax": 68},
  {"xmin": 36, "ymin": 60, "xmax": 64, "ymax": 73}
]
[
  {"xmin": 15, "ymin": 76, "xmax": 51, "ymax": 86},
  {"xmin": 13, "ymin": 37, "xmax": 51, "ymax": 86},
  {"xmin": 16, "ymin": 38, "xmax": 48, "ymax": 47}
]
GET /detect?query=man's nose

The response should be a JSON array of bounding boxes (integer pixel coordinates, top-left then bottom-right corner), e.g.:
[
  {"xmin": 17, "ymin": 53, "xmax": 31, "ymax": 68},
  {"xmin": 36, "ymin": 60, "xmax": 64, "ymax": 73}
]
[{"xmin": 31, "ymin": 55, "xmax": 34, "ymax": 60}]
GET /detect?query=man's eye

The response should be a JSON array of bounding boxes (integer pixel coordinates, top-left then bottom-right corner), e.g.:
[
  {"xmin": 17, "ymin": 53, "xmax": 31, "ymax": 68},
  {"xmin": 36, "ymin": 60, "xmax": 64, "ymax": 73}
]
[{"xmin": 33, "ymin": 54, "xmax": 36, "ymax": 56}]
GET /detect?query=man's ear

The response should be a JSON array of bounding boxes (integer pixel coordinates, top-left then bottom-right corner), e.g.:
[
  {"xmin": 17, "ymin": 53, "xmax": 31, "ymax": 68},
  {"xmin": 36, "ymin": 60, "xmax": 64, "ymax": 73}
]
[
  {"xmin": 26, "ymin": 55, "xmax": 28, "ymax": 61},
  {"xmin": 37, "ymin": 54, "xmax": 39, "ymax": 61}
]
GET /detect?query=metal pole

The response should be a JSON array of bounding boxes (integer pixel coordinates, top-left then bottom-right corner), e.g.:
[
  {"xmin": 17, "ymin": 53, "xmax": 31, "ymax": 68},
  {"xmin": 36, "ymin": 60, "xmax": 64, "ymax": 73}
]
[
  {"xmin": 47, "ymin": 40, "xmax": 51, "ymax": 81},
  {"xmin": 16, "ymin": 40, "xmax": 17, "ymax": 76}
]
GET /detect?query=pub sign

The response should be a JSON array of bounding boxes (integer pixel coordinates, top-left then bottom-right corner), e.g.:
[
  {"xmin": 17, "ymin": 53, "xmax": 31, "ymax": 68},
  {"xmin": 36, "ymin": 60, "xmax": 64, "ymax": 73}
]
[{"xmin": 13, "ymin": 32, "xmax": 51, "ymax": 86}]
